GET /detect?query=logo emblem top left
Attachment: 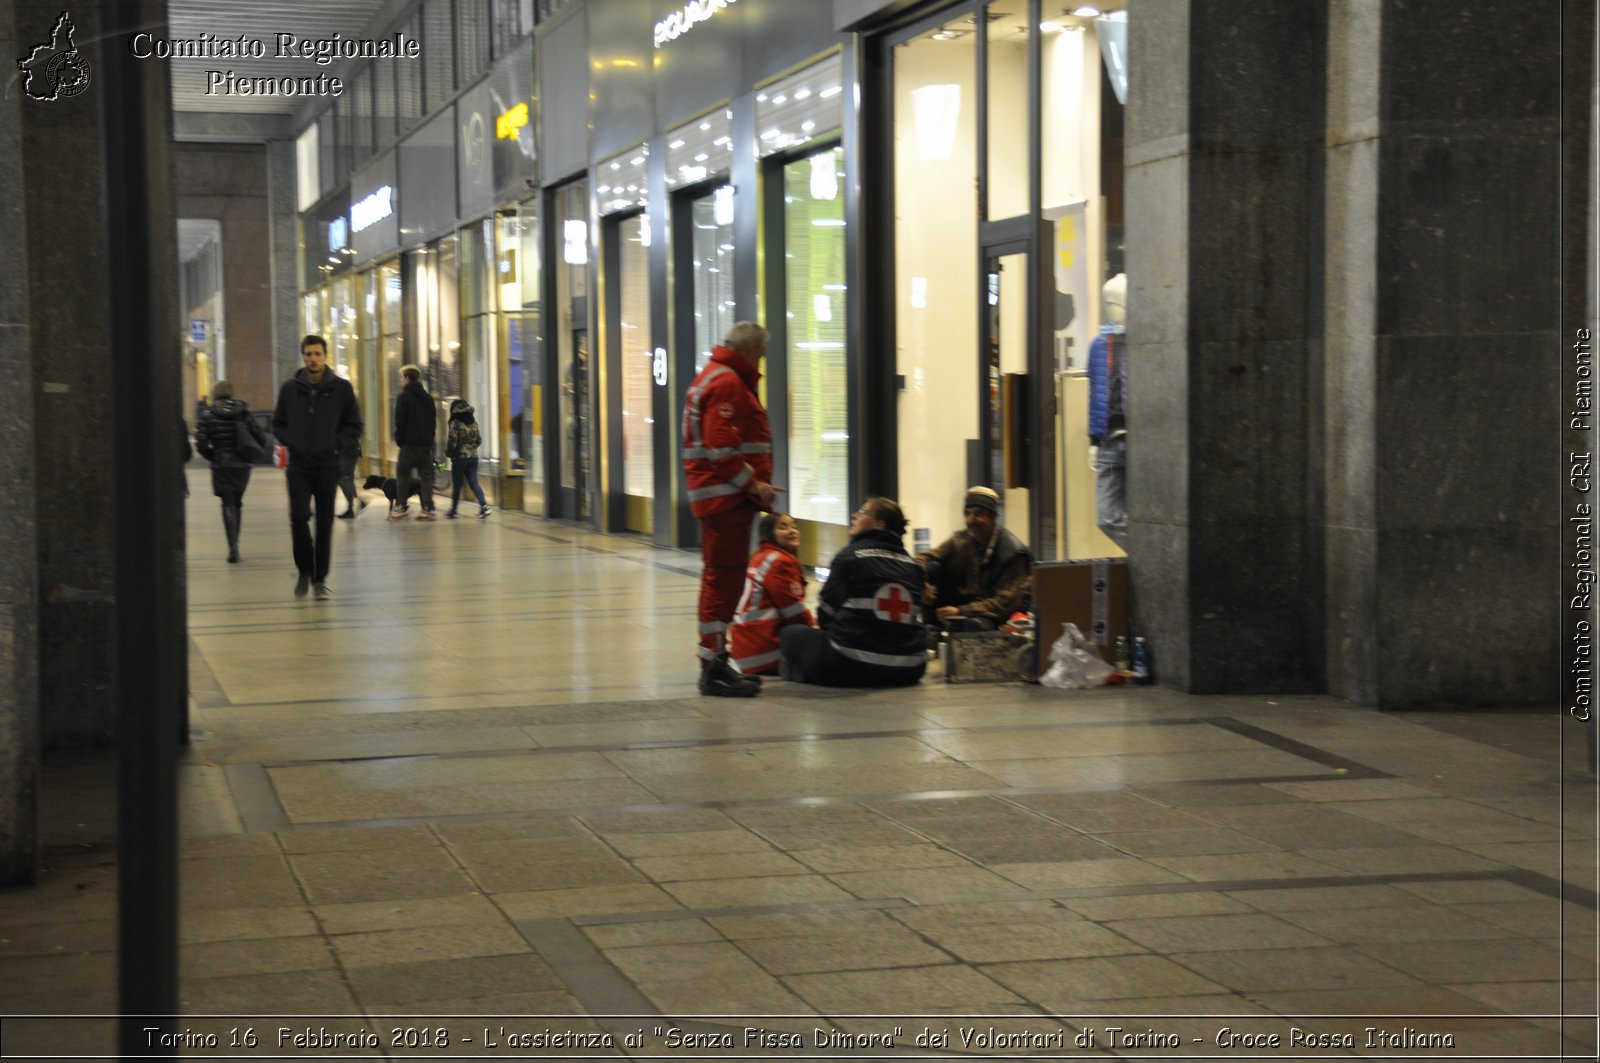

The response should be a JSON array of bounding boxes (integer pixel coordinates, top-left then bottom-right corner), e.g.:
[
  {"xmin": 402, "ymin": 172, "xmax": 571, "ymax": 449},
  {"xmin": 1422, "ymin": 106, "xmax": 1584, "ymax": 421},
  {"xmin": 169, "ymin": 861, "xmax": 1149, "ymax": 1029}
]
[{"xmin": 17, "ymin": 11, "xmax": 92, "ymax": 101}]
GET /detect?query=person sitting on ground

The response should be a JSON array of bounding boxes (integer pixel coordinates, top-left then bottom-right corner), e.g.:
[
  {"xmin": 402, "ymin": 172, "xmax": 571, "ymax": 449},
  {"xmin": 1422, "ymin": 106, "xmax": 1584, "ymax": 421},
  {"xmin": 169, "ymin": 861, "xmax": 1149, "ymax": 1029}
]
[
  {"xmin": 918, "ymin": 485, "xmax": 1034, "ymax": 633},
  {"xmin": 779, "ymin": 498, "xmax": 926, "ymax": 687},
  {"xmin": 728, "ymin": 512, "xmax": 815, "ymax": 676}
]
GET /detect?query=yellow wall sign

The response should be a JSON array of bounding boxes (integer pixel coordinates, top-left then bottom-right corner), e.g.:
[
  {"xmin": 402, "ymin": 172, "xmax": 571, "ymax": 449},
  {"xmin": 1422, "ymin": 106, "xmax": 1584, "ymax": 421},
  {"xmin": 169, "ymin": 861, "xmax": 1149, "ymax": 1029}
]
[{"xmin": 496, "ymin": 102, "xmax": 529, "ymax": 140}]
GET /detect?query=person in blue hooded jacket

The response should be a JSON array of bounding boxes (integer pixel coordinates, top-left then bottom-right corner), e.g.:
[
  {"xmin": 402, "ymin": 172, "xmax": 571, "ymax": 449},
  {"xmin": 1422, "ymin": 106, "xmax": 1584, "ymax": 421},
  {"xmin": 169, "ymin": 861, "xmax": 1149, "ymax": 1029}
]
[{"xmin": 1087, "ymin": 273, "xmax": 1128, "ymax": 548}]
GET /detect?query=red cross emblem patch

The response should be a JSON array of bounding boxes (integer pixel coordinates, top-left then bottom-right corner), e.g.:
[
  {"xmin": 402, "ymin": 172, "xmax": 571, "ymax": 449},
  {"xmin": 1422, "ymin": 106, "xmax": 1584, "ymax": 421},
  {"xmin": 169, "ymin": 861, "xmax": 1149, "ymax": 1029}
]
[{"xmin": 873, "ymin": 583, "xmax": 915, "ymax": 623}]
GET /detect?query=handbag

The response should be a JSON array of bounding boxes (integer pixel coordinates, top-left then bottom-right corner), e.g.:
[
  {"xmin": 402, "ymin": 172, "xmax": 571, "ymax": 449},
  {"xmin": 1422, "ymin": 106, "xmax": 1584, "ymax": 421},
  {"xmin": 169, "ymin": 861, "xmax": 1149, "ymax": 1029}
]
[{"xmin": 232, "ymin": 417, "xmax": 266, "ymax": 463}]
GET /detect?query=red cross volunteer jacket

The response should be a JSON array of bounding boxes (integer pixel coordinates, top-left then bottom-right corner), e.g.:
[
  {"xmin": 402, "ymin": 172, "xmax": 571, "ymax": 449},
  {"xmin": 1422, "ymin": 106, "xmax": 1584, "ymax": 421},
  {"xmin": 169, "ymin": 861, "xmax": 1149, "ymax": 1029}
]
[
  {"xmin": 728, "ymin": 546, "xmax": 814, "ymax": 674},
  {"xmin": 682, "ymin": 345, "xmax": 773, "ymax": 518}
]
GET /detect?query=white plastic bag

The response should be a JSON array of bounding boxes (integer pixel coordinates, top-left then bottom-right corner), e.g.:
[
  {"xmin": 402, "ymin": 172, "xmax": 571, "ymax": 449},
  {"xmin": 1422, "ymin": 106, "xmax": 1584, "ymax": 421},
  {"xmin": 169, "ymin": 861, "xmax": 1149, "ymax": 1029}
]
[{"xmin": 1039, "ymin": 622, "xmax": 1116, "ymax": 689}]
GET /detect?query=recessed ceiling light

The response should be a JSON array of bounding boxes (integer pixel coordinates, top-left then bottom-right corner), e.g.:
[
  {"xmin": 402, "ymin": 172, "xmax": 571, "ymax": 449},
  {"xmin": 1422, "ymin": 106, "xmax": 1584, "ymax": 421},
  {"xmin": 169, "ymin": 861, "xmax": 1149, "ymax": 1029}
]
[{"xmin": 1073, "ymin": 5, "xmax": 1102, "ymax": 15}]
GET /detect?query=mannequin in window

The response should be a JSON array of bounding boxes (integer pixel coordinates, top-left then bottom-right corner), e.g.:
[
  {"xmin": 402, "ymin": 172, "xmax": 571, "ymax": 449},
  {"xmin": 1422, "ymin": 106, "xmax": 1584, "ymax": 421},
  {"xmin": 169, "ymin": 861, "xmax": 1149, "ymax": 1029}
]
[{"xmin": 1087, "ymin": 273, "xmax": 1128, "ymax": 548}]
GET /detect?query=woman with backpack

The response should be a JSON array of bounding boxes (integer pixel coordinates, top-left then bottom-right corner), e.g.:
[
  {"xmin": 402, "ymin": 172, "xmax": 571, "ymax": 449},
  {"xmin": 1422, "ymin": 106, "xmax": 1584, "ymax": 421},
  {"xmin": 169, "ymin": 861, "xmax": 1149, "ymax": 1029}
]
[{"xmin": 445, "ymin": 398, "xmax": 490, "ymax": 519}]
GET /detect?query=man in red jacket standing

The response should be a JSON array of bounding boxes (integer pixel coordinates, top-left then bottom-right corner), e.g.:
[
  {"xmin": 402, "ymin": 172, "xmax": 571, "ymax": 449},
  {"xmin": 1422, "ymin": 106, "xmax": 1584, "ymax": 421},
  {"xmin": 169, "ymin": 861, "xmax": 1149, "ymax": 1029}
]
[{"xmin": 683, "ymin": 321, "xmax": 778, "ymax": 697}]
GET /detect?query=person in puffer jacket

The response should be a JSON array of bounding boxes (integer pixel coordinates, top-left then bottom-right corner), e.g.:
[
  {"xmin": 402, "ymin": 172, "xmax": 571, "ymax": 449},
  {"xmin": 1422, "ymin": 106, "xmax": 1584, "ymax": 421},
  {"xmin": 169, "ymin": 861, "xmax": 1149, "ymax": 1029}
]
[
  {"xmin": 445, "ymin": 398, "xmax": 490, "ymax": 518},
  {"xmin": 195, "ymin": 380, "xmax": 268, "ymax": 564},
  {"xmin": 728, "ymin": 512, "xmax": 815, "ymax": 675},
  {"xmin": 779, "ymin": 498, "xmax": 926, "ymax": 687}
]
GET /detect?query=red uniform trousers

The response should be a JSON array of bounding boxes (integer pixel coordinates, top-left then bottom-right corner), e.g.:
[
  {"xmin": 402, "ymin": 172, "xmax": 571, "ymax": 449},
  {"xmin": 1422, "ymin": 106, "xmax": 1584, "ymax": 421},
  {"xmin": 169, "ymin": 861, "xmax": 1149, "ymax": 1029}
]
[{"xmin": 697, "ymin": 505, "xmax": 760, "ymax": 669}]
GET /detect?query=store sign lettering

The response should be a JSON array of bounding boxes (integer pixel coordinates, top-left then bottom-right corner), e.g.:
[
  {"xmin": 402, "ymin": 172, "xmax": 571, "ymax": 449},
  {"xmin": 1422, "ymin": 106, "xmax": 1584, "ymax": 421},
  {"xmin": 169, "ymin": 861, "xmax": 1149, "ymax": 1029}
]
[
  {"xmin": 496, "ymin": 102, "xmax": 528, "ymax": 140},
  {"xmin": 351, "ymin": 185, "xmax": 393, "ymax": 233},
  {"xmin": 654, "ymin": 0, "xmax": 738, "ymax": 49}
]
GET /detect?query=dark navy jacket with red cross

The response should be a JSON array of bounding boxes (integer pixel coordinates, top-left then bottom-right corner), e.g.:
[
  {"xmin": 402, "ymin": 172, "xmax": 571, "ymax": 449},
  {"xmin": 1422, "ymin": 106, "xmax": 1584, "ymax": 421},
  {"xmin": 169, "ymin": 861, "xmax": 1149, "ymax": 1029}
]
[{"xmin": 817, "ymin": 528, "xmax": 927, "ymax": 669}]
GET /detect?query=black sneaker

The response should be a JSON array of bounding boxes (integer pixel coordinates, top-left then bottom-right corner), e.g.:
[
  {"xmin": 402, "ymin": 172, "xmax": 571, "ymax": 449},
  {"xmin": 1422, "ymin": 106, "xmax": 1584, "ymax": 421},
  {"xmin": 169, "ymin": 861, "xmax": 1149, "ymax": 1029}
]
[
  {"xmin": 294, "ymin": 573, "xmax": 310, "ymax": 597},
  {"xmin": 336, "ymin": 509, "xmax": 356, "ymax": 520}
]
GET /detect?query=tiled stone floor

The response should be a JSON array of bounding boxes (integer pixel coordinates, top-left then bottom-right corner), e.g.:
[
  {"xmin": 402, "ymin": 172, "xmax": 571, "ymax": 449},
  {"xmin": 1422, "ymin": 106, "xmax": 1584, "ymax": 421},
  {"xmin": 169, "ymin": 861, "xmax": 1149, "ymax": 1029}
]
[{"xmin": 0, "ymin": 469, "xmax": 1596, "ymax": 1058}]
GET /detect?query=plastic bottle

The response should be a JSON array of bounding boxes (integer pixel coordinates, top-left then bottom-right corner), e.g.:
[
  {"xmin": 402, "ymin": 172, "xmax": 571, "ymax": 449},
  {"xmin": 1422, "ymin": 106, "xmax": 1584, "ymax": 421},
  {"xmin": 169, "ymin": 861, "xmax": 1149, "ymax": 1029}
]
[
  {"xmin": 1113, "ymin": 636, "xmax": 1131, "ymax": 674},
  {"xmin": 1132, "ymin": 637, "xmax": 1152, "ymax": 685}
]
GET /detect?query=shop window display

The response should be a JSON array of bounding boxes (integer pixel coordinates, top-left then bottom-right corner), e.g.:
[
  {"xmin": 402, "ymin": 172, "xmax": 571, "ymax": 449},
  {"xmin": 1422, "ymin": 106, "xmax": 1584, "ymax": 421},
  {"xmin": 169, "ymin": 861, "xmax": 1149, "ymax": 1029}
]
[
  {"xmin": 782, "ymin": 145, "xmax": 848, "ymax": 527},
  {"xmin": 497, "ymin": 203, "xmax": 542, "ymax": 508},
  {"xmin": 618, "ymin": 213, "xmax": 653, "ymax": 501},
  {"xmin": 893, "ymin": 12, "xmax": 979, "ymax": 542},
  {"xmin": 553, "ymin": 181, "xmax": 590, "ymax": 517},
  {"xmin": 461, "ymin": 218, "xmax": 498, "ymax": 467},
  {"xmin": 690, "ymin": 186, "xmax": 735, "ymax": 373}
]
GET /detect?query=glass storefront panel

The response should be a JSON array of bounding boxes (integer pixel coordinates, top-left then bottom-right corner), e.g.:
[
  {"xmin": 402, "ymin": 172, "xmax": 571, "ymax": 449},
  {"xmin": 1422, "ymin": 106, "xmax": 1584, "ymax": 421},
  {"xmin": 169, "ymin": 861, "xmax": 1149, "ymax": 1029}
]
[
  {"xmin": 618, "ymin": 213, "xmax": 652, "ymax": 502},
  {"xmin": 665, "ymin": 109, "xmax": 733, "ymax": 192},
  {"xmin": 302, "ymin": 289, "xmax": 326, "ymax": 338},
  {"xmin": 1041, "ymin": 6, "xmax": 1123, "ymax": 560},
  {"xmin": 379, "ymin": 260, "xmax": 403, "ymax": 469},
  {"xmin": 461, "ymin": 217, "xmax": 498, "ymax": 466},
  {"xmin": 497, "ymin": 201, "xmax": 543, "ymax": 510},
  {"xmin": 555, "ymin": 181, "xmax": 591, "ymax": 518},
  {"xmin": 403, "ymin": 238, "xmax": 458, "ymax": 466},
  {"xmin": 330, "ymin": 275, "xmax": 363, "ymax": 472},
  {"xmin": 690, "ymin": 185, "xmax": 735, "ymax": 372},
  {"xmin": 783, "ymin": 145, "xmax": 848, "ymax": 527},
  {"xmin": 985, "ymin": 249, "xmax": 1031, "ymax": 532},
  {"xmin": 330, "ymin": 276, "xmax": 357, "ymax": 387},
  {"xmin": 435, "ymin": 236, "xmax": 460, "ymax": 445},
  {"xmin": 755, "ymin": 54, "xmax": 845, "ymax": 156},
  {"xmin": 361, "ymin": 270, "xmax": 382, "ymax": 468},
  {"xmin": 894, "ymin": 12, "xmax": 980, "ymax": 545},
  {"xmin": 986, "ymin": 0, "xmax": 1029, "ymax": 220}
]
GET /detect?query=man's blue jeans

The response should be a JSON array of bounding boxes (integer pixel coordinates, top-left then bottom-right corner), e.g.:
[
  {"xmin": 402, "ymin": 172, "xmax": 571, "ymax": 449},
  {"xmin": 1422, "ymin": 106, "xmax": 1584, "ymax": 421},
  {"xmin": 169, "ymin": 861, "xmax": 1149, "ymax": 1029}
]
[{"xmin": 1095, "ymin": 434, "xmax": 1128, "ymax": 548}]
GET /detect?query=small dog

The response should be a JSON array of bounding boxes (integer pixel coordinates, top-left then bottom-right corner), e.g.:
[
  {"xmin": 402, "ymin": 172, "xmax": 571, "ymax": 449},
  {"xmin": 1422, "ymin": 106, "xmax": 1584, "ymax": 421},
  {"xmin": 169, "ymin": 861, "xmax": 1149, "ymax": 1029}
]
[{"xmin": 364, "ymin": 475, "xmax": 423, "ymax": 504}]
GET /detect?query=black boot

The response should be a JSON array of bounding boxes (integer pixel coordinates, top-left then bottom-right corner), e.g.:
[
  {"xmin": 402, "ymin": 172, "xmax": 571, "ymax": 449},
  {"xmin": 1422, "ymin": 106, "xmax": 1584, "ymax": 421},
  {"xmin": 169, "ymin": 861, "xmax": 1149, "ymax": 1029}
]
[
  {"xmin": 222, "ymin": 503, "xmax": 241, "ymax": 563},
  {"xmin": 698, "ymin": 653, "xmax": 760, "ymax": 697}
]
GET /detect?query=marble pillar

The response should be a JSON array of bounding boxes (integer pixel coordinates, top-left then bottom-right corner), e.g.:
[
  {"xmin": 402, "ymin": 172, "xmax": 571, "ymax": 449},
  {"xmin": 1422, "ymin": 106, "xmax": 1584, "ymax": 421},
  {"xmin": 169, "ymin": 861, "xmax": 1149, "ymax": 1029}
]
[
  {"xmin": 1126, "ymin": 0, "xmax": 1328, "ymax": 693},
  {"xmin": 266, "ymin": 137, "xmax": 300, "ymax": 386},
  {"xmin": 0, "ymin": 0, "xmax": 42, "ymax": 886},
  {"xmin": 1325, "ymin": 0, "xmax": 1562, "ymax": 706},
  {"xmin": 18, "ymin": 0, "xmax": 117, "ymax": 747}
]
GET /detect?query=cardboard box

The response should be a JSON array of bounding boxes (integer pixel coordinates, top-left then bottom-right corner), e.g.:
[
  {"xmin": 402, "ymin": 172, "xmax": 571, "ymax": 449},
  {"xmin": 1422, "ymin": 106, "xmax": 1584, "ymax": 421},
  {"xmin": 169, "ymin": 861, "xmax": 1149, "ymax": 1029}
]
[
  {"xmin": 1033, "ymin": 558, "xmax": 1129, "ymax": 670},
  {"xmin": 944, "ymin": 631, "xmax": 1032, "ymax": 683}
]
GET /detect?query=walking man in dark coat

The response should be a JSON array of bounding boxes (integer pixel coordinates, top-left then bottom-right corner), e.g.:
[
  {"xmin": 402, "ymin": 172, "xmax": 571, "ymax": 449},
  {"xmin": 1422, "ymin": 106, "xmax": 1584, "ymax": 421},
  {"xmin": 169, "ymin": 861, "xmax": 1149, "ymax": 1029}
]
[
  {"xmin": 389, "ymin": 364, "xmax": 438, "ymax": 521},
  {"xmin": 272, "ymin": 334, "xmax": 363, "ymax": 599}
]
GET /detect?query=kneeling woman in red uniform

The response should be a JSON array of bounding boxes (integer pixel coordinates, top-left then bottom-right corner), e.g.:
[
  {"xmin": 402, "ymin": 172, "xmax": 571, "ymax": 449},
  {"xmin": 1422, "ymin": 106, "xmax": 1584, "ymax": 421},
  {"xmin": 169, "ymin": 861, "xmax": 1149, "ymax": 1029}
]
[{"xmin": 728, "ymin": 512, "xmax": 815, "ymax": 676}]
